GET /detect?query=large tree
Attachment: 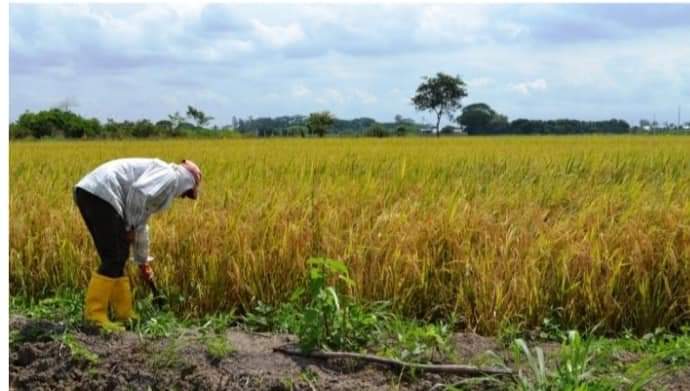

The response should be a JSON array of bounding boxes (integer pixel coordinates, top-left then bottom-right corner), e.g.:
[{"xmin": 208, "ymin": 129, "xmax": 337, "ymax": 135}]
[
  {"xmin": 457, "ymin": 103, "xmax": 508, "ymax": 134},
  {"xmin": 15, "ymin": 108, "xmax": 101, "ymax": 139},
  {"xmin": 186, "ymin": 105, "xmax": 214, "ymax": 127},
  {"xmin": 168, "ymin": 111, "xmax": 185, "ymax": 129},
  {"xmin": 411, "ymin": 72, "xmax": 467, "ymax": 137},
  {"xmin": 306, "ymin": 111, "xmax": 335, "ymax": 137}
]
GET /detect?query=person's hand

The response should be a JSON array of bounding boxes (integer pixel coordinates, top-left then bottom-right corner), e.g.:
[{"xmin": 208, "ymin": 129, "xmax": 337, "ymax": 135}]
[{"xmin": 139, "ymin": 262, "xmax": 154, "ymax": 283}]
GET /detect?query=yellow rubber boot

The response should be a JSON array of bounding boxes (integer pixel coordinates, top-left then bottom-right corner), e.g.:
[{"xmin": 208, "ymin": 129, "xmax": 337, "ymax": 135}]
[
  {"xmin": 84, "ymin": 273, "xmax": 124, "ymax": 332},
  {"xmin": 111, "ymin": 276, "xmax": 138, "ymax": 322}
]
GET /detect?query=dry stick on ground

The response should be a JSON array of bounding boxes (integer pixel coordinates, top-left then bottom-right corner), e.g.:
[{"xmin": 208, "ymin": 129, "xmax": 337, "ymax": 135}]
[{"xmin": 273, "ymin": 347, "xmax": 513, "ymax": 377}]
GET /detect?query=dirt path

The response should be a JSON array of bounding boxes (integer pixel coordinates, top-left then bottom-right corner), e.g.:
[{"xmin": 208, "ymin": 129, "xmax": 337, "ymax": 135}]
[{"xmin": 9, "ymin": 316, "xmax": 504, "ymax": 390}]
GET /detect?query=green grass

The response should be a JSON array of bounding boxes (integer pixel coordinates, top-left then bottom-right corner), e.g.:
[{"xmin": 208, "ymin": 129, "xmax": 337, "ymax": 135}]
[
  {"xmin": 58, "ymin": 333, "xmax": 99, "ymax": 366},
  {"xmin": 377, "ymin": 317, "xmax": 454, "ymax": 363},
  {"xmin": 10, "ymin": 289, "xmax": 84, "ymax": 326},
  {"xmin": 149, "ymin": 339, "xmax": 184, "ymax": 370},
  {"xmin": 510, "ymin": 329, "xmax": 690, "ymax": 390},
  {"xmin": 203, "ymin": 334, "xmax": 234, "ymax": 362}
]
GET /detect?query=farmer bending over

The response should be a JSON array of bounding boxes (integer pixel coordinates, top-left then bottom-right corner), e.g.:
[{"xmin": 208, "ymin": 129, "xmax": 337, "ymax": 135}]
[{"xmin": 74, "ymin": 158, "xmax": 202, "ymax": 330}]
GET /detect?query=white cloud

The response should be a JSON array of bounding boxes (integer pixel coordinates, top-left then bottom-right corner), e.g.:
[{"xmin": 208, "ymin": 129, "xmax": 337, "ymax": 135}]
[
  {"xmin": 299, "ymin": 6, "xmax": 342, "ymax": 26},
  {"xmin": 169, "ymin": 3, "xmax": 205, "ymax": 22},
  {"xmin": 353, "ymin": 89, "xmax": 378, "ymax": 104},
  {"xmin": 51, "ymin": 64, "xmax": 77, "ymax": 79},
  {"xmin": 194, "ymin": 89, "xmax": 230, "ymax": 106},
  {"xmin": 510, "ymin": 79, "xmax": 548, "ymax": 95},
  {"xmin": 251, "ymin": 19, "xmax": 305, "ymax": 48},
  {"xmin": 161, "ymin": 94, "xmax": 181, "ymax": 109},
  {"xmin": 9, "ymin": 4, "xmax": 690, "ymax": 125},
  {"xmin": 292, "ymin": 84, "xmax": 311, "ymax": 97},
  {"xmin": 197, "ymin": 39, "xmax": 254, "ymax": 63},
  {"xmin": 415, "ymin": 5, "xmax": 490, "ymax": 45},
  {"xmin": 467, "ymin": 77, "xmax": 493, "ymax": 88},
  {"xmin": 316, "ymin": 88, "xmax": 346, "ymax": 105},
  {"xmin": 497, "ymin": 21, "xmax": 527, "ymax": 39},
  {"xmin": 263, "ymin": 92, "xmax": 282, "ymax": 100}
]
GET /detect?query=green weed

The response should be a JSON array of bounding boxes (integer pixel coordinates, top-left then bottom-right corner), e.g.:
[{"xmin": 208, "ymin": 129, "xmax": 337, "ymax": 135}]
[
  {"xmin": 11, "ymin": 289, "xmax": 83, "ymax": 326},
  {"xmin": 9, "ymin": 330, "xmax": 22, "ymax": 348},
  {"xmin": 378, "ymin": 317, "xmax": 453, "ymax": 363},
  {"xmin": 242, "ymin": 301, "xmax": 301, "ymax": 333},
  {"xmin": 553, "ymin": 331, "xmax": 597, "ymax": 389},
  {"xmin": 203, "ymin": 334, "xmax": 234, "ymax": 362},
  {"xmin": 198, "ymin": 310, "xmax": 237, "ymax": 334},
  {"xmin": 294, "ymin": 257, "xmax": 381, "ymax": 352},
  {"xmin": 58, "ymin": 333, "xmax": 99, "ymax": 366},
  {"xmin": 133, "ymin": 296, "xmax": 190, "ymax": 338},
  {"xmin": 149, "ymin": 339, "xmax": 183, "ymax": 370},
  {"xmin": 513, "ymin": 338, "xmax": 548, "ymax": 390}
]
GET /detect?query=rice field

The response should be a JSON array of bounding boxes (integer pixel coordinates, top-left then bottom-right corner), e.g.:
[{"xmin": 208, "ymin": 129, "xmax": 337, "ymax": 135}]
[{"xmin": 9, "ymin": 136, "xmax": 690, "ymax": 335}]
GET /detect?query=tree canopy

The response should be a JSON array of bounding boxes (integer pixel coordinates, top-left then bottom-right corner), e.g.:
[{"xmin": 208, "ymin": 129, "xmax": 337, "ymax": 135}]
[
  {"xmin": 411, "ymin": 72, "xmax": 467, "ymax": 137},
  {"xmin": 306, "ymin": 112, "xmax": 336, "ymax": 138},
  {"xmin": 186, "ymin": 106, "xmax": 214, "ymax": 127},
  {"xmin": 458, "ymin": 103, "xmax": 509, "ymax": 134}
]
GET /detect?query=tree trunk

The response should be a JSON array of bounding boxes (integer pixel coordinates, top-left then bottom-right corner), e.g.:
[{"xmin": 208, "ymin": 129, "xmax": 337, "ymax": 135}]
[{"xmin": 435, "ymin": 112, "xmax": 442, "ymax": 137}]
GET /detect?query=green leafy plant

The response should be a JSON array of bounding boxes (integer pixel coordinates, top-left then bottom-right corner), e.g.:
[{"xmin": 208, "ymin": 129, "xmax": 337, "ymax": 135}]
[
  {"xmin": 554, "ymin": 331, "xmax": 596, "ymax": 389},
  {"xmin": 58, "ymin": 333, "xmax": 99, "ymax": 366},
  {"xmin": 11, "ymin": 290, "xmax": 83, "ymax": 326},
  {"xmin": 616, "ymin": 328, "xmax": 690, "ymax": 389},
  {"xmin": 149, "ymin": 339, "xmax": 184, "ymax": 370},
  {"xmin": 134, "ymin": 311, "xmax": 184, "ymax": 338},
  {"xmin": 242, "ymin": 301, "xmax": 276, "ymax": 331},
  {"xmin": 300, "ymin": 368, "xmax": 319, "ymax": 382},
  {"xmin": 133, "ymin": 296, "xmax": 189, "ymax": 338},
  {"xmin": 280, "ymin": 377, "xmax": 296, "ymax": 391},
  {"xmin": 242, "ymin": 301, "xmax": 301, "ymax": 333},
  {"xmin": 242, "ymin": 257, "xmax": 454, "ymax": 361},
  {"xmin": 513, "ymin": 338, "xmax": 548, "ymax": 391},
  {"xmin": 295, "ymin": 257, "xmax": 380, "ymax": 352},
  {"xmin": 378, "ymin": 317, "xmax": 453, "ymax": 363},
  {"xmin": 9, "ymin": 330, "xmax": 22, "ymax": 348},
  {"xmin": 198, "ymin": 310, "xmax": 236, "ymax": 334},
  {"xmin": 498, "ymin": 319, "xmax": 525, "ymax": 347},
  {"xmin": 538, "ymin": 317, "xmax": 566, "ymax": 342},
  {"xmin": 204, "ymin": 334, "xmax": 234, "ymax": 362}
]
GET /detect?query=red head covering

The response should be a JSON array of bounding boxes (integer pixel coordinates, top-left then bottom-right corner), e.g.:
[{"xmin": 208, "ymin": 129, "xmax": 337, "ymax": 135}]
[{"xmin": 180, "ymin": 159, "xmax": 202, "ymax": 199}]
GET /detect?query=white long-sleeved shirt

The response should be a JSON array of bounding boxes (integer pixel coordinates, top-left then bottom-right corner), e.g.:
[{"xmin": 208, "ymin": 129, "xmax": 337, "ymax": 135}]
[{"xmin": 75, "ymin": 158, "xmax": 196, "ymax": 264}]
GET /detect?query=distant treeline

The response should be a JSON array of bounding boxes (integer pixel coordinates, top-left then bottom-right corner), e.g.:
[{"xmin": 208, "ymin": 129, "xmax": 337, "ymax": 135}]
[
  {"xmin": 7, "ymin": 108, "xmax": 419, "ymax": 139},
  {"xmin": 457, "ymin": 103, "xmax": 631, "ymax": 135},
  {"xmin": 235, "ymin": 115, "xmax": 417, "ymax": 137},
  {"xmin": 8, "ymin": 108, "xmax": 236, "ymax": 140},
  {"xmin": 9, "ymin": 107, "xmax": 638, "ymax": 140},
  {"xmin": 466, "ymin": 118, "xmax": 631, "ymax": 135}
]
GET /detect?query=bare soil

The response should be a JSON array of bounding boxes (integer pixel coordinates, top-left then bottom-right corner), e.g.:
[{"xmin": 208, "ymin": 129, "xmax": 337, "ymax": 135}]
[
  {"xmin": 9, "ymin": 316, "xmax": 689, "ymax": 390},
  {"xmin": 9, "ymin": 316, "xmax": 505, "ymax": 390}
]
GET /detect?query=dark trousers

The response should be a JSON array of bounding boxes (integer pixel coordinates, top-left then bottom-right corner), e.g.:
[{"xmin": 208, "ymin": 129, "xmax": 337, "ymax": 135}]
[{"xmin": 74, "ymin": 187, "xmax": 129, "ymax": 278}]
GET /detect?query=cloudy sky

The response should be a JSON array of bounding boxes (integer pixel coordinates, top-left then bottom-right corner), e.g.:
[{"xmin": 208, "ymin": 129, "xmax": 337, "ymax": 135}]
[{"xmin": 9, "ymin": 3, "xmax": 690, "ymax": 127}]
